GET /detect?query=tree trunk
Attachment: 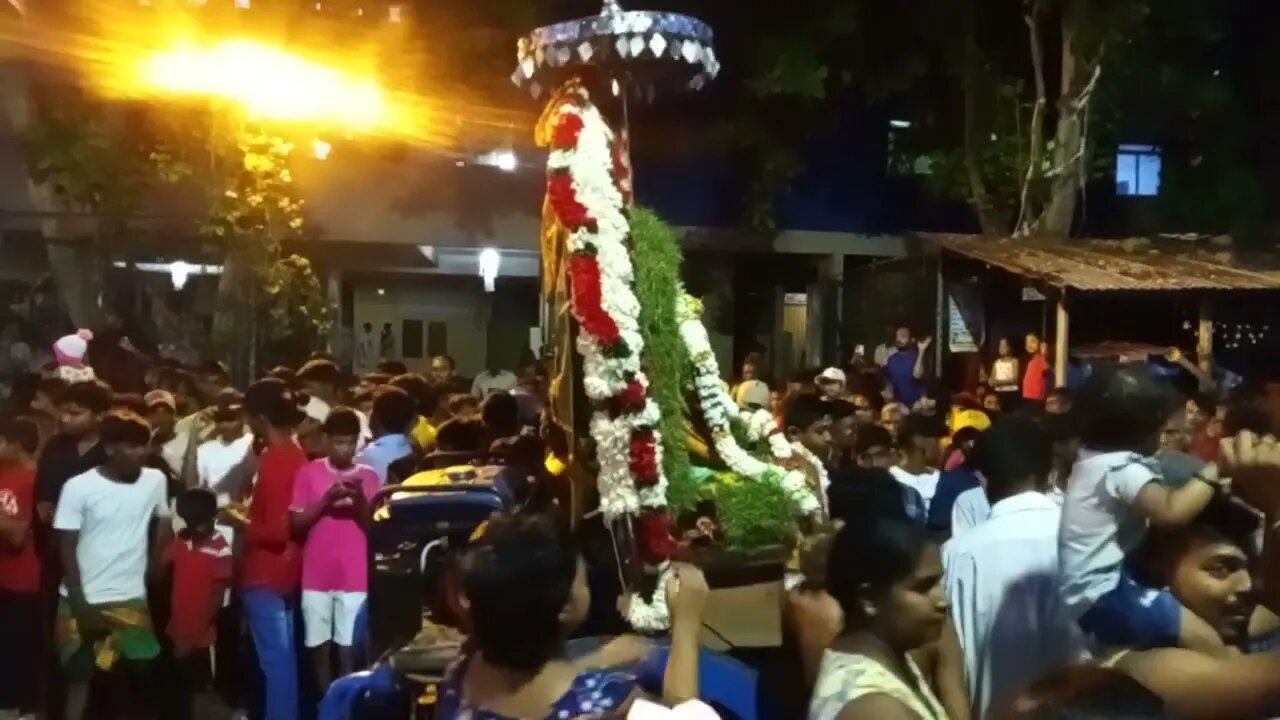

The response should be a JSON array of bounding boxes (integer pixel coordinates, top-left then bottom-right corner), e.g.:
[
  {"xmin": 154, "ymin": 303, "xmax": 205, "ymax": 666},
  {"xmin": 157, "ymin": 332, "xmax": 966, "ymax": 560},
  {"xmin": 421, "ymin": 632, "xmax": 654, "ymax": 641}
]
[
  {"xmin": 212, "ymin": 247, "xmax": 255, "ymax": 384},
  {"xmin": 1036, "ymin": 4, "xmax": 1098, "ymax": 238},
  {"xmin": 0, "ymin": 61, "xmax": 103, "ymax": 325},
  {"xmin": 961, "ymin": 0, "xmax": 1010, "ymax": 236},
  {"xmin": 1014, "ymin": 0, "xmax": 1049, "ymax": 237}
]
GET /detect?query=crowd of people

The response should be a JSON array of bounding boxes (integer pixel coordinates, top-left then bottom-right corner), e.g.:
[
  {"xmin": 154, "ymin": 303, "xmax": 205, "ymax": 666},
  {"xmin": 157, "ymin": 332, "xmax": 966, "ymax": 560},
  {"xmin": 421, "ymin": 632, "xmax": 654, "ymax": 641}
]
[
  {"xmin": 756, "ymin": 327, "xmax": 1280, "ymax": 720},
  {"xmin": 0, "ymin": 318, "xmax": 561, "ymax": 720},
  {"xmin": 4, "ymin": 311, "xmax": 1280, "ymax": 720}
]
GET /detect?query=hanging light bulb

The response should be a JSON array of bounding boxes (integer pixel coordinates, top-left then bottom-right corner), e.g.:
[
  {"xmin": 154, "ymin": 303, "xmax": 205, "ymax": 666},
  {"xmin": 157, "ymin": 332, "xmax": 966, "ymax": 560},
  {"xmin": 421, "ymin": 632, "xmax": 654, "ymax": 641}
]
[
  {"xmin": 478, "ymin": 248, "xmax": 501, "ymax": 292},
  {"xmin": 169, "ymin": 260, "xmax": 192, "ymax": 290}
]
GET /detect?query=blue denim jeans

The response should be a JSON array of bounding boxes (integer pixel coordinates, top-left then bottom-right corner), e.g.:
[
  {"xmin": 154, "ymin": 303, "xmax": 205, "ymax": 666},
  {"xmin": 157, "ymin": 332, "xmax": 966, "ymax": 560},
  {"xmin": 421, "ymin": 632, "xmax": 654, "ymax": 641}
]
[{"xmin": 243, "ymin": 590, "xmax": 297, "ymax": 720}]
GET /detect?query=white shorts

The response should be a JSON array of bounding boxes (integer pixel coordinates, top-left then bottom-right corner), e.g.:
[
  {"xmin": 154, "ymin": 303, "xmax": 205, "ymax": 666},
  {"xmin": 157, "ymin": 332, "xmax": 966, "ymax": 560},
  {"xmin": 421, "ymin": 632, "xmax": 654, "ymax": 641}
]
[{"xmin": 300, "ymin": 590, "xmax": 366, "ymax": 648}]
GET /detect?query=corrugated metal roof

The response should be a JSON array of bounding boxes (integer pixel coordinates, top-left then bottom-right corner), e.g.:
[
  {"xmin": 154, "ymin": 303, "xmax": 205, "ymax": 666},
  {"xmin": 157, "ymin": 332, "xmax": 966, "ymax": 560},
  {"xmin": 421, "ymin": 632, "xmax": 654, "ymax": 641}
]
[{"xmin": 924, "ymin": 233, "xmax": 1280, "ymax": 291}]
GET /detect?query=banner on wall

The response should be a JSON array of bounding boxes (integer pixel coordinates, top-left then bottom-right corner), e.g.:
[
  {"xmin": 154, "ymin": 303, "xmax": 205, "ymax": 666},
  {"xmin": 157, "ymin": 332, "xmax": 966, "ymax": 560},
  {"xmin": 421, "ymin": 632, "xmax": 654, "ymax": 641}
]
[{"xmin": 947, "ymin": 283, "xmax": 984, "ymax": 353}]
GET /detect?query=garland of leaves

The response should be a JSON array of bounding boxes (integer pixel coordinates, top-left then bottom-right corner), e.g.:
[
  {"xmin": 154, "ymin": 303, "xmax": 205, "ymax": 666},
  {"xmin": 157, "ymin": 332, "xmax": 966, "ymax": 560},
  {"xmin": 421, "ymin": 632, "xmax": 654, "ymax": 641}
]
[{"xmin": 630, "ymin": 206, "xmax": 696, "ymax": 512}]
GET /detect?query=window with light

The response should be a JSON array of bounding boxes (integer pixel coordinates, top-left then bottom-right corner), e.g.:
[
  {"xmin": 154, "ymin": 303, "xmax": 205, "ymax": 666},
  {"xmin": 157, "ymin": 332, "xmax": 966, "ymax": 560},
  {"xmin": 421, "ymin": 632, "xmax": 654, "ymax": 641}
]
[{"xmin": 1115, "ymin": 144, "xmax": 1162, "ymax": 197}]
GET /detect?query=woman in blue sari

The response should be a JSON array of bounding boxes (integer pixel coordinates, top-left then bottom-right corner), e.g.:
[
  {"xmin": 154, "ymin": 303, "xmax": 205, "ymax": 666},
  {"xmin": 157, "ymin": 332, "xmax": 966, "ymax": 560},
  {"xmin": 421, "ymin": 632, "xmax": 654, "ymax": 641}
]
[{"xmin": 435, "ymin": 512, "xmax": 708, "ymax": 719}]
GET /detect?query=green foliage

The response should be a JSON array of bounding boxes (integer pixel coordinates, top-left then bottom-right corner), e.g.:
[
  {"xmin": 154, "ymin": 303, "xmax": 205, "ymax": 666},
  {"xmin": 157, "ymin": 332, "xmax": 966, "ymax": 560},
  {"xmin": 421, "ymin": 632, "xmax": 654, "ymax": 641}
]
[
  {"xmin": 712, "ymin": 474, "xmax": 799, "ymax": 551},
  {"xmin": 261, "ymin": 254, "xmax": 328, "ymax": 343},
  {"xmin": 1096, "ymin": 1, "xmax": 1262, "ymax": 236},
  {"xmin": 203, "ymin": 129, "xmax": 306, "ymax": 242},
  {"xmin": 203, "ymin": 123, "xmax": 329, "ymax": 362},
  {"xmin": 707, "ymin": 0, "xmax": 1259, "ymax": 237},
  {"xmin": 629, "ymin": 206, "xmax": 696, "ymax": 512},
  {"xmin": 19, "ymin": 97, "xmax": 179, "ymax": 224}
]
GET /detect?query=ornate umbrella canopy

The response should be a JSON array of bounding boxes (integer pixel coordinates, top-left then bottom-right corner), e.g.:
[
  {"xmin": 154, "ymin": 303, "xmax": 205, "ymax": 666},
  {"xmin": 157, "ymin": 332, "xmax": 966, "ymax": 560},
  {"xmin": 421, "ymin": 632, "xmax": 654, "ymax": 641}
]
[{"xmin": 512, "ymin": 0, "xmax": 719, "ymax": 100}]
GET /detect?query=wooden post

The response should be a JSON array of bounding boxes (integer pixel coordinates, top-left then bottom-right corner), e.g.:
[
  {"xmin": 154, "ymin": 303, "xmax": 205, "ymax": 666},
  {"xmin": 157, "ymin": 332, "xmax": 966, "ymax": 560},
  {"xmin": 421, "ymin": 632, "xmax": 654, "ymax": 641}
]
[
  {"xmin": 1054, "ymin": 290, "xmax": 1069, "ymax": 388},
  {"xmin": 934, "ymin": 256, "xmax": 944, "ymax": 375},
  {"xmin": 1197, "ymin": 295, "xmax": 1213, "ymax": 373}
]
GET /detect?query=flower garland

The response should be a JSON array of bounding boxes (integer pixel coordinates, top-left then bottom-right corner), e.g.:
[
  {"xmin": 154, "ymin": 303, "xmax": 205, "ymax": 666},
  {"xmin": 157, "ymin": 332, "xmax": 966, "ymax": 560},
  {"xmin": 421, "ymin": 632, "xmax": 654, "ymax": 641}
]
[
  {"xmin": 541, "ymin": 82, "xmax": 674, "ymax": 631},
  {"xmin": 677, "ymin": 295, "xmax": 824, "ymax": 516},
  {"xmin": 789, "ymin": 442, "xmax": 830, "ymax": 516}
]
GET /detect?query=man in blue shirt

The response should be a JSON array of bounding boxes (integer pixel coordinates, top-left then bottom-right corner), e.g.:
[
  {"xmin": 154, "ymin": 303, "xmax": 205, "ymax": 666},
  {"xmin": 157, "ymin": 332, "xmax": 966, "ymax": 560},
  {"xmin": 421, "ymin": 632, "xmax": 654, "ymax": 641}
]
[
  {"xmin": 356, "ymin": 386, "xmax": 417, "ymax": 484},
  {"xmin": 884, "ymin": 327, "xmax": 929, "ymax": 407}
]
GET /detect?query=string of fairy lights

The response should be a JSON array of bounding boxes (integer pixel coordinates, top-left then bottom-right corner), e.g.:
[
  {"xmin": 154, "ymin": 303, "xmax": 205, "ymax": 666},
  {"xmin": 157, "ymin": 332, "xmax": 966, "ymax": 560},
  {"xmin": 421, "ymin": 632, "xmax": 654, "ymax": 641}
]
[{"xmin": 1183, "ymin": 319, "xmax": 1272, "ymax": 350}]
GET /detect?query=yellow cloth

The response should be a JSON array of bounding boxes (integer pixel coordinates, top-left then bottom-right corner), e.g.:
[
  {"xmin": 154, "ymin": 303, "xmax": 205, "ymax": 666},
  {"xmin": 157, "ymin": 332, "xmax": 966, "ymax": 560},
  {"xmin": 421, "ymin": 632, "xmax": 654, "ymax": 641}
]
[
  {"xmin": 371, "ymin": 466, "xmax": 463, "ymax": 520},
  {"xmin": 950, "ymin": 407, "xmax": 992, "ymax": 433},
  {"xmin": 544, "ymin": 453, "xmax": 566, "ymax": 476},
  {"xmin": 411, "ymin": 415, "xmax": 437, "ymax": 449}
]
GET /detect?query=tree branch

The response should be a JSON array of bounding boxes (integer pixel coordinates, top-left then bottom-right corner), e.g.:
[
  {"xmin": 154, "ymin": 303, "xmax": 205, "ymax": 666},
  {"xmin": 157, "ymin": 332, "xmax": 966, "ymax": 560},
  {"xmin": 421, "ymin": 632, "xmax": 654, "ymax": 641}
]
[
  {"xmin": 961, "ymin": 0, "xmax": 1005, "ymax": 236},
  {"xmin": 1014, "ymin": 0, "xmax": 1048, "ymax": 237},
  {"xmin": 1042, "ymin": 62, "xmax": 1101, "ymax": 179}
]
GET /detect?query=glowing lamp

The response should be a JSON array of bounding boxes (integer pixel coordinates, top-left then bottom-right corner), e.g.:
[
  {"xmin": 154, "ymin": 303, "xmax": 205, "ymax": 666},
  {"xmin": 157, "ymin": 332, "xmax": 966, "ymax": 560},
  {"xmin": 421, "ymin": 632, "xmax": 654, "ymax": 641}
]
[
  {"xmin": 478, "ymin": 248, "xmax": 501, "ymax": 292},
  {"xmin": 169, "ymin": 260, "xmax": 191, "ymax": 290}
]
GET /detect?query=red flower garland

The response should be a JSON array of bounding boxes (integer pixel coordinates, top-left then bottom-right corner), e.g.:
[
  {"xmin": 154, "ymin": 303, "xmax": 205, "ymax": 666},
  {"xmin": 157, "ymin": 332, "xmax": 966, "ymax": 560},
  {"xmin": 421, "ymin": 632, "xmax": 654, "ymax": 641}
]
[
  {"xmin": 551, "ymin": 112, "xmax": 585, "ymax": 150},
  {"xmin": 547, "ymin": 172, "xmax": 590, "ymax": 230},
  {"xmin": 635, "ymin": 510, "xmax": 683, "ymax": 565},
  {"xmin": 628, "ymin": 429, "xmax": 660, "ymax": 486},
  {"xmin": 542, "ymin": 87, "xmax": 679, "ymax": 579},
  {"xmin": 618, "ymin": 378, "xmax": 647, "ymax": 412},
  {"xmin": 566, "ymin": 254, "xmax": 621, "ymax": 343},
  {"xmin": 611, "ymin": 137, "xmax": 633, "ymax": 205}
]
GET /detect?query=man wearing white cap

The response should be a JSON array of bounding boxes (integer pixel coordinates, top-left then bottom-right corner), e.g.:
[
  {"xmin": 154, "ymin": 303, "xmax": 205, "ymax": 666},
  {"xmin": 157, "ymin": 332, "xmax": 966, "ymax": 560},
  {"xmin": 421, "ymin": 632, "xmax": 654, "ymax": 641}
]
[{"xmin": 815, "ymin": 367, "xmax": 847, "ymax": 401}]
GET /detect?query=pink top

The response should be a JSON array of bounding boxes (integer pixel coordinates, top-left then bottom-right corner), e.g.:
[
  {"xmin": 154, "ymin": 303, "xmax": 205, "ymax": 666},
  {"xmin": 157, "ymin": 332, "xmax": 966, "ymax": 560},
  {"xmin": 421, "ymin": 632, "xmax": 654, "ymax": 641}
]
[{"xmin": 290, "ymin": 458, "xmax": 379, "ymax": 592}]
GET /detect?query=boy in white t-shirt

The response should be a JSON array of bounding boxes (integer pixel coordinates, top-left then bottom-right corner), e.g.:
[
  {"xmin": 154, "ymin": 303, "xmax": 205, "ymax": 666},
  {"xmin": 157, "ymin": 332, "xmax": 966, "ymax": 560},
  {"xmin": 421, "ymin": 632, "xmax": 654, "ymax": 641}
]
[
  {"xmin": 1059, "ymin": 367, "xmax": 1226, "ymax": 654},
  {"xmin": 53, "ymin": 410, "xmax": 172, "ymax": 719},
  {"xmin": 889, "ymin": 415, "xmax": 945, "ymax": 514},
  {"xmin": 197, "ymin": 393, "xmax": 255, "ymax": 509}
]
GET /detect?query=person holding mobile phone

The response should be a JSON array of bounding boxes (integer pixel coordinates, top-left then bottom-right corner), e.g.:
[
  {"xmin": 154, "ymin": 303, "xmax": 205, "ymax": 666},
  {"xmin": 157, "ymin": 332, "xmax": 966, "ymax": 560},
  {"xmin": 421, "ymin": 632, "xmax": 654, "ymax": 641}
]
[{"xmin": 289, "ymin": 407, "xmax": 379, "ymax": 694}]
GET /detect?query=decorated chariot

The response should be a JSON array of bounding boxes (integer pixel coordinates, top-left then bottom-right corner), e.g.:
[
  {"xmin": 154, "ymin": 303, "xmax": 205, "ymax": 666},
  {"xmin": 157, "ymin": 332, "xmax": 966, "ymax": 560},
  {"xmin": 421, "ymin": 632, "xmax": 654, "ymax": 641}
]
[{"xmin": 319, "ymin": 3, "xmax": 828, "ymax": 717}]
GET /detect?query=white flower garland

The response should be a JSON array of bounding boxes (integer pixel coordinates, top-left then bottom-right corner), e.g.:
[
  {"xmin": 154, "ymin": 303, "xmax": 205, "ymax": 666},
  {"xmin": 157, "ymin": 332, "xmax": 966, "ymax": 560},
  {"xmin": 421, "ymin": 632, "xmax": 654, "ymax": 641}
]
[
  {"xmin": 546, "ymin": 87, "xmax": 672, "ymax": 630},
  {"xmin": 677, "ymin": 296, "xmax": 824, "ymax": 516},
  {"xmin": 548, "ymin": 95, "xmax": 668, "ymax": 521},
  {"xmin": 624, "ymin": 562, "xmax": 674, "ymax": 633},
  {"xmin": 790, "ymin": 442, "xmax": 830, "ymax": 509}
]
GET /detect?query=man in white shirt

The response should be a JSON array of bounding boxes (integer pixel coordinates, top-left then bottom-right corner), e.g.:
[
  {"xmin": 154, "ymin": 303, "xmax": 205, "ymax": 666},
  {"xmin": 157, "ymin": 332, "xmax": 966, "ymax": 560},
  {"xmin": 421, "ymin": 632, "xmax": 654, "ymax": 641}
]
[
  {"xmin": 471, "ymin": 364, "xmax": 517, "ymax": 399},
  {"xmin": 355, "ymin": 322, "xmax": 377, "ymax": 374},
  {"xmin": 196, "ymin": 395, "xmax": 255, "ymax": 544},
  {"xmin": 943, "ymin": 418, "xmax": 1084, "ymax": 720},
  {"xmin": 889, "ymin": 414, "xmax": 945, "ymax": 512},
  {"xmin": 53, "ymin": 411, "xmax": 172, "ymax": 719},
  {"xmin": 952, "ymin": 411, "xmax": 1077, "ymax": 539},
  {"xmin": 145, "ymin": 389, "xmax": 189, "ymax": 478}
]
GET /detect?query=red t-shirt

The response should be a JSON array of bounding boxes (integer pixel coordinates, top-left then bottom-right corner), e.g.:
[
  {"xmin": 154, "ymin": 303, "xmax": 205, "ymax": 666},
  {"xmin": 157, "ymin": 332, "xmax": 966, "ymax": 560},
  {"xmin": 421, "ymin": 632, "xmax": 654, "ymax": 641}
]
[
  {"xmin": 167, "ymin": 533, "xmax": 233, "ymax": 651},
  {"xmin": 1023, "ymin": 353, "xmax": 1050, "ymax": 400},
  {"xmin": 0, "ymin": 464, "xmax": 40, "ymax": 593},
  {"xmin": 242, "ymin": 438, "xmax": 307, "ymax": 595}
]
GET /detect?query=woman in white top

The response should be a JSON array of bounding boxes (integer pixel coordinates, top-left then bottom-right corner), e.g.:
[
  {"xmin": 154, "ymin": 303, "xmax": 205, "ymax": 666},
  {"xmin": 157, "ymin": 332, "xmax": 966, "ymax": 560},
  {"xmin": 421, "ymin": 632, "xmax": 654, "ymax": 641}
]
[
  {"xmin": 809, "ymin": 516, "xmax": 952, "ymax": 720},
  {"xmin": 988, "ymin": 338, "xmax": 1021, "ymax": 413}
]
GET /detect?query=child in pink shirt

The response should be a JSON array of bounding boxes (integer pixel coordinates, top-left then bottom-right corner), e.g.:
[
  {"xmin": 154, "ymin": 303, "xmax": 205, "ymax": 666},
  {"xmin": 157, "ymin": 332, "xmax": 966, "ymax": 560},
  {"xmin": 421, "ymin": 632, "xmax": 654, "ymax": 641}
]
[{"xmin": 289, "ymin": 407, "xmax": 379, "ymax": 691}]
